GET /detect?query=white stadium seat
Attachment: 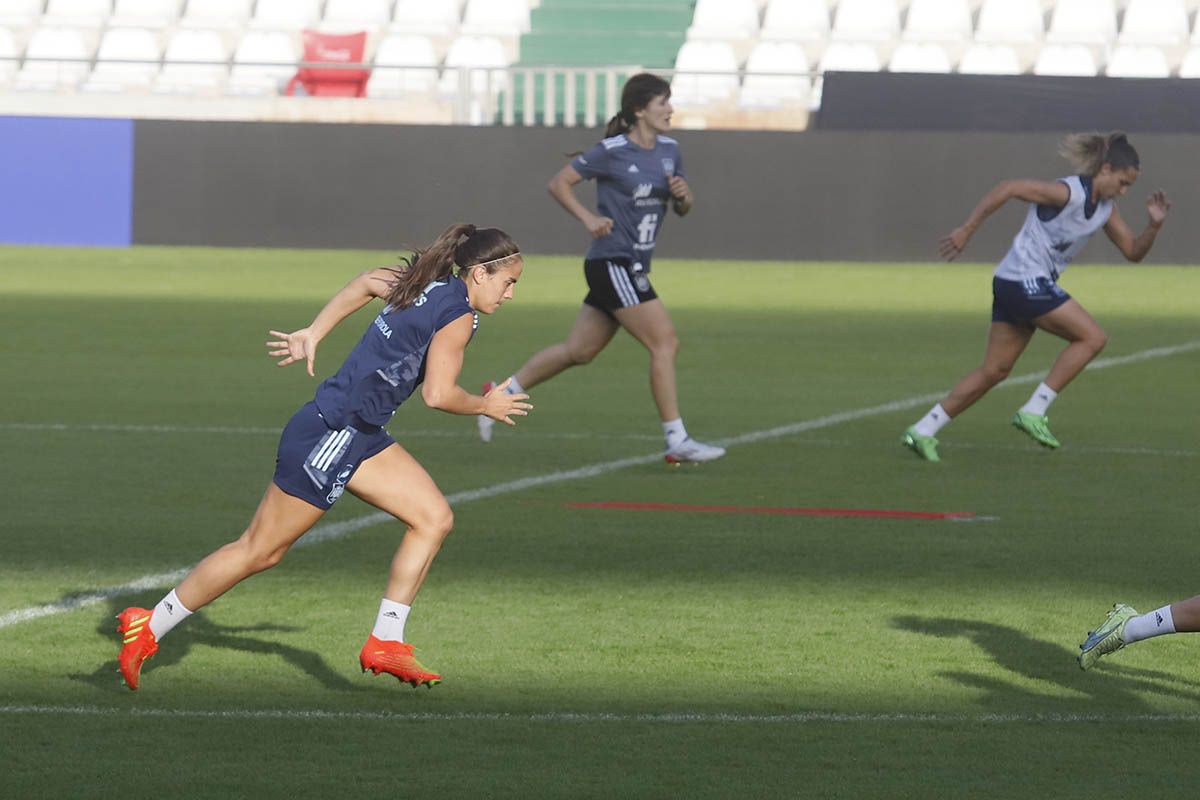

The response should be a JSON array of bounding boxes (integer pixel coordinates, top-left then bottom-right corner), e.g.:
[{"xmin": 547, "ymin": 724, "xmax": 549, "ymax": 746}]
[
  {"xmin": 251, "ymin": 0, "xmax": 322, "ymax": 31},
  {"xmin": 1046, "ymin": 0, "xmax": 1117, "ymax": 46},
  {"xmin": 1105, "ymin": 44, "xmax": 1170, "ymax": 78},
  {"xmin": 181, "ymin": 0, "xmax": 254, "ymax": 30},
  {"xmin": 976, "ymin": 0, "xmax": 1043, "ymax": 43},
  {"xmin": 903, "ymin": 0, "xmax": 973, "ymax": 43},
  {"xmin": 832, "ymin": 0, "xmax": 900, "ymax": 42},
  {"xmin": 811, "ymin": 41, "xmax": 880, "ymax": 110},
  {"xmin": 366, "ymin": 33, "xmax": 439, "ymax": 97},
  {"xmin": 228, "ymin": 30, "xmax": 298, "ymax": 94},
  {"xmin": 0, "ymin": 27, "xmax": 19, "ymax": 86},
  {"xmin": 670, "ymin": 39, "xmax": 740, "ymax": 106},
  {"xmin": 323, "ymin": 0, "xmax": 393, "ymax": 32},
  {"xmin": 739, "ymin": 40, "xmax": 811, "ymax": 108},
  {"xmin": 438, "ymin": 35, "xmax": 508, "ymax": 94},
  {"xmin": 15, "ymin": 27, "xmax": 93, "ymax": 90},
  {"xmin": 687, "ymin": 0, "xmax": 761, "ymax": 42},
  {"xmin": 1120, "ymin": 0, "xmax": 1188, "ymax": 46},
  {"xmin": 888, "ymin": 43, "xmax": 952, "ymax": 73},
  {"xmin": 84, "ymin": 26, "xmax": 162, "ymax": 91},
  {"xmin": 958, "ymin": 44, "xmax": 1021, "ymax": 75},
  {"xmin": 392, "ymin": 0, "xmax": 461, "ymax": 38},
  {"xmin": 0, "ymin": 0, "xmax": 45, "ymax": 34},
  {"xmin": 110, "ymin": 0, "xmax": 183, "ymax": 31},
  {"xmin": 154, "ymin": 28, "xmax": 228, "ymax": 93},
  {"xmin": 760, "ymin": 0, "xmax": 829, "ymax": 43},
  {"xmin": 1178, "ymin": 47, "xmax": 1200, "ymax": 77},
  {"xmin": 43, "ymin": 0, "xmax": 113, "ymax": 30},
  {"xmin": 460, "ymin": 0, "xmax": 531, "ymax": 38},
  {"xmin": 1032, "ymin": 44, "xmax": 1098, "ymax": 76}
]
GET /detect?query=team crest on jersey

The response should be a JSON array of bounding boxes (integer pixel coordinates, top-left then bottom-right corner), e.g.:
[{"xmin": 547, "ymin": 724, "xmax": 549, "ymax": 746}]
[{"xmin": 661, "ymin": 158, "xmax": 674, "ymax": 176}]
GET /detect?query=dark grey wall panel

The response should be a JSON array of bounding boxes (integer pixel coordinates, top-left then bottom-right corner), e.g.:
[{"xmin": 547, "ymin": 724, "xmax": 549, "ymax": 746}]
[
  {"xmin": 133, "ymin": 121, "xmax": 1199, "ymax": 264},
  {"xmin": 818, "ymin": 72, "xmax": 1200, "ymax": 133}
]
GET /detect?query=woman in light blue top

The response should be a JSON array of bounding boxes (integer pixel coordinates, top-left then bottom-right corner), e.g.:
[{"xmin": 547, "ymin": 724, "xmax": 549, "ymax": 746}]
[{"xmin": 903, "ymin": 132, "xmax": 1169, "ymax": 462}]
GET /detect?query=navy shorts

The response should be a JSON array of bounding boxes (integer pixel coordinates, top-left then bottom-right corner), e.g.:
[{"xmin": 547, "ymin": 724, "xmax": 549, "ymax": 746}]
[
  {"xmin": 991, "ymin": 276, "xmax": 1072, "ymax": 326},
  {"xmin": 583, "ymin": 258, "xmax": 658, "ymax": 317},
  {"xmin": 272, "ymin": 401, "xmax": 395, "ymax": 510}
]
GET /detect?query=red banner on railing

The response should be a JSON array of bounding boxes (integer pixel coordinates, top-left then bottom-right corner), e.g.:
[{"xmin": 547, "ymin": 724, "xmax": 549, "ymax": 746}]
[{"xmin": 286, "ymin": 30, "xmax": 370, "ymax": 98}]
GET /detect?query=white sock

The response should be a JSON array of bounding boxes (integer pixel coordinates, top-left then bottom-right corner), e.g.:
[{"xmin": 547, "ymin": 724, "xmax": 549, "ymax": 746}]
[
  {"xmin": 1123, "ymin": 605, "xmax": 1176, "ymax": 644},
  {"xmin": 149, "ymin": 588, "xmax": 193, "ymax": 641},
  {"xmin": 1020, "ymin": 382, "xmax": 1058, "ymax": 416},
  {"xmin": 913, "ymin": 403, "xmax": 951, "ymax": 437},
  {"xmin": 505, "ymin": 375, "xmax": 525, "ymax": 396},
  {"xmin": 371, "ymin": 598, "xmax": 411, "ymax": 642},
  {"xmin": 663, "ymin": 418, "xmax": 687, "ymax": 448}
]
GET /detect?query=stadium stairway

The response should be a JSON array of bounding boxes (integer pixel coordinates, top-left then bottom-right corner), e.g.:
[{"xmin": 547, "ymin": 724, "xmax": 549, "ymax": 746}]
[{"xmin": 505, "ymin": 0, "xmax": 694, "ymax": 125}]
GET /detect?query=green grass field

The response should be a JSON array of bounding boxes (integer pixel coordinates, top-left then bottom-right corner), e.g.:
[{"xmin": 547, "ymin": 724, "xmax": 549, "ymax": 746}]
[{"xmin": 2, "ymin": 246, "xmax": 1198, "ymax": 798}]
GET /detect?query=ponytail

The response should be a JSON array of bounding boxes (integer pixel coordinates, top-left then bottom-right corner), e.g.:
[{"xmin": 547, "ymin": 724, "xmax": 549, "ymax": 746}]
[
  {"xmin": 1059, "ymin": 131, "xmax": 1140, "ymax": 176},
  {"xmin": 383, "ymin": 223, "xmax": 520, "ymax": 309}
]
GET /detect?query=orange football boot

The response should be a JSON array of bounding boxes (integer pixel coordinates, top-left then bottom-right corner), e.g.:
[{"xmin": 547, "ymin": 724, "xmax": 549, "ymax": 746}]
[
  {"xmin": 359, "ymin": 635, "xmax": 442, "ymax": 688},
  {"xmin": 116, "ymin": 607, "xmax": 159, "ymax": 691}
]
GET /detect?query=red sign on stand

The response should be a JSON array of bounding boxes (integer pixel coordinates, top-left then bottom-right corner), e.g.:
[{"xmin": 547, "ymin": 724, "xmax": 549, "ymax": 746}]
[{"xmin": 286, "ymin": 30, "xmax": 370, "ymax": 97}]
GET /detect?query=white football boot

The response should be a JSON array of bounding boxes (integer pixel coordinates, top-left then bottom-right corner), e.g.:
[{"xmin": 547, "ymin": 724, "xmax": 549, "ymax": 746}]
[{"xmin": 664, "ymin": 437, "xmax": 726, "ymax": 464}]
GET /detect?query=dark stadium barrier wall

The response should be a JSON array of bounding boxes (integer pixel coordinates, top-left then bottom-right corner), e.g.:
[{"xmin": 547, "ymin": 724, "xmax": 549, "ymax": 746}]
[
  {"xmin": 0, "ymin": 116, "xmax": 134, "ymax": 246},
  {"xmin": 131, "ymin": 119, "xmax": 1200, "ymax": 265},
  {"xmin": 817, "ymin": 72, "xmax": 1200, "ymax": 133}
]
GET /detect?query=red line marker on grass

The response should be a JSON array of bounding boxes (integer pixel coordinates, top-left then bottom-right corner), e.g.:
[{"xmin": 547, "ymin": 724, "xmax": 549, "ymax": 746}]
[{"xmin": 566, "ymin": 501, "xmax": 975, "ymax": 521}]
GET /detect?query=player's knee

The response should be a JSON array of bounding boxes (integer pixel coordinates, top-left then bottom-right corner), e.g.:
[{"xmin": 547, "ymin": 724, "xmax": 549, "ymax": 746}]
[
  {"xmin": 981, "ymin": 361, "xmax": 1013, "ymax": 384},
  {"xmin": 1087, "ymin": 328, "xmax": 1108, "ymax": 356},
  {"xmin": 651, "ymin": 332, "xmax": 679, "ymax": 359},
  {"xmin": 566, "ymin": 342, "xmax": 601, "ymax": 365},
  {"xmin": 418, "ymin": 503, "xmax": 454, "ymax": 540}
]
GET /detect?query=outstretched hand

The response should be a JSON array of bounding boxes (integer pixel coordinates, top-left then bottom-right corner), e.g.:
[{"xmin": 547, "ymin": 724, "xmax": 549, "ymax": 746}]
[
  {"xmin": 938, "ymin": 226, "xmax": 972, "ymax": 261},
  {"xmin": 267, "ymin": 328, "xmax": 318, "ymax": 376},
  {"xmin": 1147, "ymin": 190, "xmax": 1171, "ymax": 225},
  {"xmin": 483, "ymin": 378, "xmax": 532, "ymax": 426}
]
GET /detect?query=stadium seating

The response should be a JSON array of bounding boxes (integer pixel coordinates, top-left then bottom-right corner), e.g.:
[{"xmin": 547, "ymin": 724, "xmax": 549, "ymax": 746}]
[
  {"xmin": 739, "ymin": 40, "xmax": 811, "ymax": 107},
  {"xmin": 0, "ymin": 0, "xmax": 45, "ymax": 34},
  {"xmin": 1046, "ymin": 0, "xmax": 1117, "ymax": 47},
  {"xmin": 0, "ymin": 27, "xmax": 19, "ymax": 87},
  {"xmin": 1032, "ymin": 44, "xmax": 1099, "ymax": 76},
  {"xmin": 958, "ymin": 44, "xmax": 1022, "ymax": 75},
  {"xmin": 1105, "ymin": 44, "xmax": 1171, "ymax": 78},
  {"xmin": 83, "ymin": 26, "xmax": 161, "ymax": 91},
  {"xmin": 322, "ymin": 0, "xmax": 393, "ymax": 33},
  {"xmin": 110, "ymin": 0, "xmax": 182, "ymax": 31},
  {"xmin": 16, "ymin": 27, "xmax": 93, "ymax": 90},
  {"xmin": 1119, "ymin": 0, "xmax": 1189, "ymax": 46},
  {"xmin": 250, "ymin": 0, "xmax": 322, "ymax": 32},
  {"xmin": 43, "ymin": 0, "xmax": 112, "ymax": 31},
  {"xmin": 759, "ymin": 0, "xmax": 830, "ymax": 43},
  {"xmin": 228, "ymin": 29, "xmax": 297, "ymax": 95},
  {"xmin": 975, "ymin": 0, "xmax": 1044, "ymax": 44},
  {"xmin": 180, "ymin": 0, "xmax": 253, "ymax": 31},
  {"xmin": 154, "ymin": 27, "xmax": 227, "ymax": 93},
  {"xmin": 366, "ymin": 34, "xmax": 439, "ymax": 97},
  {"xmin": 888, "ymin": 43, "xmax": 953, "ymax": 74},
  {"xmin": 391, "ymin": 0, "xmax": 461, "ymax": 38},
  {"xmin": 671, "ymin": 39, "xmax": 740, "ymax": 106},
  {"xmin": 903, "ymin": 0, "xmax": 973, "ymax": 43},
  {"xmin": 831, "ymin": 0, "xmax": 901, "ymax": 42}
]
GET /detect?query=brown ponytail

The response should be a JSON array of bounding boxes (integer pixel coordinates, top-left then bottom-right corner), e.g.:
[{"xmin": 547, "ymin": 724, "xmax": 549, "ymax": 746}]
[
  {"xmin": 383, "ymin": 223, "xmax": 520, "ymax": 309},
  {"xmin": 1059, "ymin": 131, "xmax": 1140, "ymax": 176}
]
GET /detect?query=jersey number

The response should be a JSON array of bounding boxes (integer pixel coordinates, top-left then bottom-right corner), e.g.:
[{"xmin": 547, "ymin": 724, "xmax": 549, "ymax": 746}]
[{"xmin": 637, "ymin": 213, "xmax": 658, "ymax": 244}]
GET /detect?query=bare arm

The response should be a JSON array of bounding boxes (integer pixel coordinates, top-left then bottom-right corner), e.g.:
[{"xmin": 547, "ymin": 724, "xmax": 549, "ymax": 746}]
[
  {"xmin": 547, "ymin": 163, "xmax": 614, "ymax": 239},
  {"xmin": 940, "ymin": 179, "xmax": 1071, "ymax": 261},
  {"xmin": 421, "ymin": 314, "xmax": 533, "ymax": 424},
  {"xmin": 266, "ymin": 268, "xmax": 394, "ymax": 376},
  {"xmin": 1103, "ymin": 190, "xmax": 1170, "ymax": 263}
]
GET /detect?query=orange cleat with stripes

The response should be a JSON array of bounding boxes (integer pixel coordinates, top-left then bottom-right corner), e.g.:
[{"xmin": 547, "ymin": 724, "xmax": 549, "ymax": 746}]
[
  {"xmin": 359, "ymin": 634, "xmax": 442, "ymax": 688},
  {"xmin": 116, "ymin": 607, "xmax": 159, "ymax": 691}
]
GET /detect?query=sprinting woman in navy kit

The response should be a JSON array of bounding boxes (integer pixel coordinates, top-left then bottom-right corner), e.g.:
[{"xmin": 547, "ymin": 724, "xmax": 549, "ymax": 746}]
[
  {"xmin": 117, "ymin": 224, "xmax": 531, "ymax": 690},
  {"xmin": 902, "ymin": 132, "xmax": 1170, "ymax": 462},
  {"xmin": 477, "ymin": 73, "xmax": 725, "ymax": 463}
]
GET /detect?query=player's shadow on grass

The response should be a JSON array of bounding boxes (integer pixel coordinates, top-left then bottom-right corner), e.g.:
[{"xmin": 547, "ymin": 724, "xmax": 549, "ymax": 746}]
[
  {"xmin": 71, "ymin": 594, "xmax": 367, "ymax": 694},
  {"xmin": 891, "ymin": 616, "xmax": 1200, "ymax": 711}
]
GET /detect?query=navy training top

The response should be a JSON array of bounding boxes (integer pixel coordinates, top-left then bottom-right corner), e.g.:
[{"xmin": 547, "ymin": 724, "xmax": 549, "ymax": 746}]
[
  {"xmin": 571, "ymin": 133, "xmax": 684, "ymax": 271},
  {"xmin": 313, "ymin": 276, "xmax": 476, "ymax": 429}
]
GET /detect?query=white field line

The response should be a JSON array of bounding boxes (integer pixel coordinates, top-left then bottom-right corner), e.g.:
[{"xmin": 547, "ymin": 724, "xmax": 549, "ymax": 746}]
[
  {"xmin": 2, "ymin": 339, "xmax": 1197, "ymax": 632},
  {"xmin": 3, "ymin": 704, "xmax": 1200, "ymax": 725}
]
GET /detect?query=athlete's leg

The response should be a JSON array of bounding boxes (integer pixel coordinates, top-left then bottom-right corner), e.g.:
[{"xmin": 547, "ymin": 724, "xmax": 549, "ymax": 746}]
[
  {"xmin": 613, "ymin": 299, "xmax": 680, "ymax": 421},
  {"xmin": 1031, "ymin": 299, "xmax": 1107, "ymax": 392},
  {"xmin": 346, "ymin": 443, "xmax": 454, "ymax": 605},
  {"xmin": 513, "ymin": 304, "xmax": 620, "ymax": 391},
  {"xmin": 175, "ymin": 483, "xmax": 326, "ymax": 611},
  {"xmin": 940, "ymin": 321, "xmax": 1036, "ymax": 417}
]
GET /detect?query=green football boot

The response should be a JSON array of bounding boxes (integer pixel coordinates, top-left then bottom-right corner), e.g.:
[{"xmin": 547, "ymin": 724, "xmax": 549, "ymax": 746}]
[
  {"xmin": 901, "ymin": 426, "xmax": 940, "ymax": 462},
  {"xmin": 1012, "ymin": 411, "xmax": 1061, "ymax": 448},
  {"xmin": 1078, "ymin": 603, "xmax": 1137, "ymax": 671}
]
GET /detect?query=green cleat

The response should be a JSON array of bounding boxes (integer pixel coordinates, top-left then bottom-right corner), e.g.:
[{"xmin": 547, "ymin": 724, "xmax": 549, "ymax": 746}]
[
  {"xmin": 1078, "ymin": 603, "xmax": 1137, "ymax": 670},
  {"xmin": 1012, "ymin": 411, "xmax": 1060, "ymax": 448},
  {"xmin": 901, "ymin": 426, "xmax": 940, "ymax": 462}
]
